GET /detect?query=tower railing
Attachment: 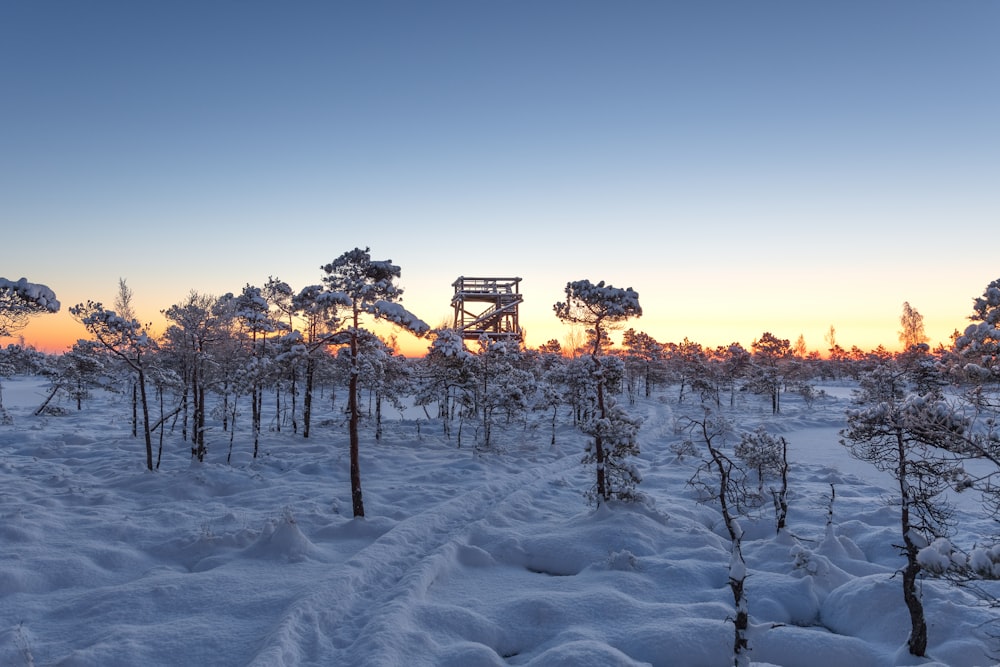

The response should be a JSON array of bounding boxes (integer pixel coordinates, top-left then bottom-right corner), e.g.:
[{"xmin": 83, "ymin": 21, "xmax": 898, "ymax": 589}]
[{"xmin": 451, "ymin": 276, "xmax": 523, "ymax": 345}]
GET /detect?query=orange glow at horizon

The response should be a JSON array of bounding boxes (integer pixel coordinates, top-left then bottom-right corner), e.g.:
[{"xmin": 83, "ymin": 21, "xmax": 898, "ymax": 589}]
[
  {"xmin": 10, "ymin": 313, "xmax": 88, "ymax": 354},
  {"xmin": 11, "ymin": 307, "xmax": 960, "ymax": 360}
]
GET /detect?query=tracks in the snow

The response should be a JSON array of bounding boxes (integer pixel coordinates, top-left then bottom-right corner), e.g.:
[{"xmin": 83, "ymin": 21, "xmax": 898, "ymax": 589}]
[{"xmin": 248, "ymin": 452, "xmax": 578, "ymax": 666}]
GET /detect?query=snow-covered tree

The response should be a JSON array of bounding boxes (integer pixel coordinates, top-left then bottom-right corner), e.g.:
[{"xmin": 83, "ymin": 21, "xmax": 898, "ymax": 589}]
[
  {"xmin": 321, "ymin": 248, "xmax": 429, "ymax": 517},
  {"xmin": 113, "ymin": 279, "xmax": 144, "ymax": 437},
  {"xmin": 337, "ymin": 332, "xmax": 411, "ymax": 442},
  {"xmin": 162, "ymin": 291, "xmax": 229, "ymax": 462},
  {"xmin": 292, "ymin": 283, "xmax": 348, "ymax": 438},
  {"xmin": 665, "ymin": 338, "xmax": 706, "ymax": 404},
  {"xmin": 473, "ymin": 338, "xmax": 534, "ymax": 450},
  {"xmin": 749, "ymin": 332, "xmax": 791, "ymax": 414},
  {"xmin": 262, "ymin": 277, "xmax": 299, "ymax": 432},
  {"xmin": 956, "ymin": 278, "xmax": 1000, "ymax": 380},
  {"xmin": 531, "ymin": 342, "xmax": 568, "ymax": 446},
  {"xmin": 0, "ymin": 277, "xmax": 60, "ymax": 338},
  {"xmin": 233, "ymin": 284, "xmax": 280, "ymax": 459},
  {"xmin": 70, "ymin": 301, "xmax": 158, "ymax": 470},
  {"xmin": 0, "ymin": 342, "xmax": 48, "ymax": 376},
  {"xmin": 622, "ymin": 328, "xmax": 664, "ymax": 402},
  {"xmin": 58, "ymin": 340, "xmax": 109, "ymax": 411},
  {"xmin": 554, "ymin": 279, "xmax": 642, "ymax": 503},
  {"xmin": 717, "ymin": 342, "xmax": 752, "ymax": 407},
  {"xmin": 735, "ymin": 426, "xmax": 789, "ymax": 532},
  {"xmin": 0, "ymin": 278, "xmax": 59, "ymax": 420},
  {"xmin": 415, "ymin": 328, "xmax": 476, "ymax": 443},
  {"xmin": 690, "ymin": 346, "xmax": 727, "ymax": 408},
  {"xmin": 840, "ymin": 361, "xmax": 970, "ymax": 657}
]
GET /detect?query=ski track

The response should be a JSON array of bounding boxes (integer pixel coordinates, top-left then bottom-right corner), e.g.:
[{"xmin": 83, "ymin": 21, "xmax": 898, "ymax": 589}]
[{"xmin": 248, "ymin": 452, "xmax": 579, "ymax": 666}]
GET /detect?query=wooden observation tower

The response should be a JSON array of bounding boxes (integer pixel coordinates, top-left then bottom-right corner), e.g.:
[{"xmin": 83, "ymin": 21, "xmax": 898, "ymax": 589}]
[{"xmin": 451, "ymin": 276, "xmax": 523, "ymax": 346}]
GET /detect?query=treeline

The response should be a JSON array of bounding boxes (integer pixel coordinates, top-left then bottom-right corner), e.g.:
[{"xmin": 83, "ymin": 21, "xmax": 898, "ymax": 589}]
[
  {"xmin": 1, "ymin": 270, "xmax": 997, "ymax": 476},
  {"xmin": 0, "ymin": 295, "xmax": 939, "ymax": 463}
]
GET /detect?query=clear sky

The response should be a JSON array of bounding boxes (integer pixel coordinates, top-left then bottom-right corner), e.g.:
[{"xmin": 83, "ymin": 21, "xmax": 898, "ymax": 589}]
[{"xmin": 2, "ymin": 1, "xmax": 997, "ymax": 357}]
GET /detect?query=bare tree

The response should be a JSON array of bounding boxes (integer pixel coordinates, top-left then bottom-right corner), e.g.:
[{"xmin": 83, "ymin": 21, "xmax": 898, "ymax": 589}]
[
  {"xmin": 685, "ymin": 412, "xmax": 751, "ymax": 666},
  {"xmin": 114, "ymin": 278, "xmax": 141, "ymax": 437},
  {"xmin": 114, "ymin": 278, "xmax": 136, "ymax": 321},
  {"xmin": 899, "ymin": 301, "xmax": 929, "ymax": 350}
]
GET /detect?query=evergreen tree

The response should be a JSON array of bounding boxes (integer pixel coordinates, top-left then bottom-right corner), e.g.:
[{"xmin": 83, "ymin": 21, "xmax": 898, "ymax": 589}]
[
  {"xmin": 554, "ymin": 279, "xmax": 642, "ymax": 503},
  {"xmin": 70, "ymin": 301, "xmax": 158, "ymax": 470},
  {"xmin": 321, "ymin": 248, "xmax": 428, "ymax": 517},
  {"xmin": 0, "ymin": 277, "xmax": 60, "ymax": 338},
  {"xmin": 840, "ymin": 361, "xmax": 969, "ymax": 657}
]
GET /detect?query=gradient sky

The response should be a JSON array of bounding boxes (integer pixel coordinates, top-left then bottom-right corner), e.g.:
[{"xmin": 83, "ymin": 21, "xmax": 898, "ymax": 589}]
[{"xmin": 2, "ymin": 1, "xmax": 997, "ymax": 357}]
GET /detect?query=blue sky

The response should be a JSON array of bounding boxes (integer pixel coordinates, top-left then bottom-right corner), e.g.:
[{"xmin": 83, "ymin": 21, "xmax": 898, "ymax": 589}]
[{"xmin": 2, "ymin": 1, "xmax": 998, "ymax": 355}]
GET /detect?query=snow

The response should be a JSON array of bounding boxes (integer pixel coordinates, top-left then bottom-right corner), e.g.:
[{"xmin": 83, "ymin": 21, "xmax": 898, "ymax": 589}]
[
  {"xmin": 368, "ymin": 300, "xmax": 430, "ymax": 335},
  {"xmin": 1, "ymin": 376, "xmax": 999, "ymax": 666},
  {"xmin": 0, "ymin": 278, "xmax": 61, "ymax": 313}
]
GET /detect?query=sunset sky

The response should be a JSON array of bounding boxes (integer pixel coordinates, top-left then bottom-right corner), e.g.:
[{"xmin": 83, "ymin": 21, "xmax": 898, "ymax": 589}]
[{"xmin": 2, "ymin": 2, "xmax": 997, "ymax": 357}]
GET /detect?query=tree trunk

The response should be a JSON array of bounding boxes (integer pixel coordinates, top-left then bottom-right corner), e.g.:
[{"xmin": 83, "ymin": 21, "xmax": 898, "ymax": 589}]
[
  {"xmin": 730, "ymin": 540, "xmax": 750, "ymax": 667},
  {"xmin": 290, "ymin": 366, "xmax": 298, "ymax": 435},
  {"xmin": 252, "ymin": 385, "xmax": 260, "ymax": 458},
  {"xmin": 156, "ymin": 387, "xmax": 164, "ymax": 469},
  {"xmin": 897, "ymin": 433, "xmax": 928, "ymax": 656},
  {"xmin": 594, "ymin": 357, "xmax": 607, "ymax": 502},
  {"xmin": 303, "ymin": 357, "xmax": 314, "ymax": 438},
  {"xmin": 275, "ymin": 386, "xmax": 281, "ymax": 433},
  {"xmin": 551, "ymin": 405, "xmax": 558, "ymax": 446},
  {"xmin": 137, "ymin": 368, "xmax": 153, "ymax": 471},
  {"xmin": 195, "ymin": 381, "xmax": 206, "ymax": 462},
  {"xmin": 774, "ymin": 439, "xmax": 789, "ymax": 534},
  {"xmin": 902, "ymin": 551, "xmax": 927, "ymax": 656},
  {"xmin": 34, "ymin": 384, "xmax": 61, "ymax": 416},
  {"xmin": 349, "ymin": 329, "xmax": 365, "ymax": 517},
  {"xmin": 132, "ymin": 381, "xmax": 138, "ymax": 438}
]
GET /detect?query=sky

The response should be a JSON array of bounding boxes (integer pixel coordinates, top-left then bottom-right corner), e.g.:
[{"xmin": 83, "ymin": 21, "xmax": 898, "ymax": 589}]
[{"xmin": 2, "ymin": 1, "xmax": 998, "ymax": 357}]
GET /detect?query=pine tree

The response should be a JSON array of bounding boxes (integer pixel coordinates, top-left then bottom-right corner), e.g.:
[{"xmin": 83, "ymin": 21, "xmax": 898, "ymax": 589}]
[
  {"xmin": 554, "ymin": 279, "xmax": 642, "ymax": 503},
  {"xmin": 321, "ymin": 248, "xmax": 428, "ymax": 517}
]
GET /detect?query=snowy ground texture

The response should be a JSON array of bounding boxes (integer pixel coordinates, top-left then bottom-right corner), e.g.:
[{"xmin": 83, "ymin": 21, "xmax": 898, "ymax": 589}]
[{"xmin": 2, "ymin": 377, "xmax": 999, "ymax": 667}]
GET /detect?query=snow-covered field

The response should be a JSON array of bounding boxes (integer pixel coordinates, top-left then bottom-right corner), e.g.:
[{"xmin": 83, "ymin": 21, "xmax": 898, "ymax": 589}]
[{"xmin": 1, "ymin": 376, "xmax": 998, "ymax": 666}]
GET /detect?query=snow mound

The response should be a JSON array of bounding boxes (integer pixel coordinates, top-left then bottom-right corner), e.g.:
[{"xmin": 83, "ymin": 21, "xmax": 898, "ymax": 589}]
[{"xmin": 244, "ymin": 513, "xmax": 322, "ymax": 563}]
